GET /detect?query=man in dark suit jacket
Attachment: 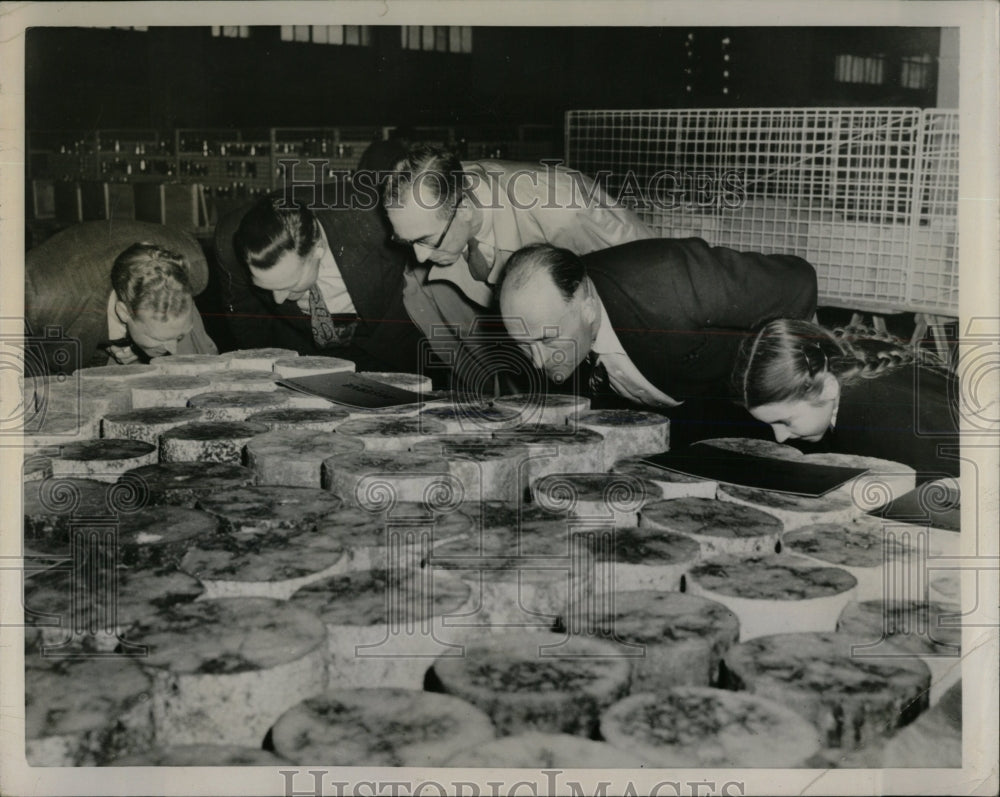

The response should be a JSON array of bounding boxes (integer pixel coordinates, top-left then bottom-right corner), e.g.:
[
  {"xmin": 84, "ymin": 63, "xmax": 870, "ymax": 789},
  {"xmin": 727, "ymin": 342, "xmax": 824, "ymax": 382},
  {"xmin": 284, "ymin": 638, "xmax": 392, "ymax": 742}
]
[
  {"xmin": 498, "ymin": 240, "xmax": 817, "ymax": 440},
  {"xmin": 213, "ymin": 180, "xmax": 427, "ymax": 374}
]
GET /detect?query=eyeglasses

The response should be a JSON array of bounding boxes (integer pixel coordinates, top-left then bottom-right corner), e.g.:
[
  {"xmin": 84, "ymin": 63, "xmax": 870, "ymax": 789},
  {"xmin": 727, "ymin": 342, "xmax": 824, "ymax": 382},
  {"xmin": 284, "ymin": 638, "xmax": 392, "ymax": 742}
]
[{"xmin": 391, "ymin": 202, "xmax": 459, "ymax": 250}]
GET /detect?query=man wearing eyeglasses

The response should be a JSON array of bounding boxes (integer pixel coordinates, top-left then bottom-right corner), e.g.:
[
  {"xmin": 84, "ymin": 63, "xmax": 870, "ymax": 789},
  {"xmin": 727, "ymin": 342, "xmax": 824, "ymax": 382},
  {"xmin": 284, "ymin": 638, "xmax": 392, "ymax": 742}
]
[{"xmin": 382, "ymin": 144, "xmax": 653, "ymax": 388}]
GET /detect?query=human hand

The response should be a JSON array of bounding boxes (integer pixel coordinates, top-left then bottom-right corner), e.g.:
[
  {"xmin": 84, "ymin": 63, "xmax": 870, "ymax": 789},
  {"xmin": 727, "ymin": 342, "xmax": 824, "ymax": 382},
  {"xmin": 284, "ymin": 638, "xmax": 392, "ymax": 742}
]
[{"xmin": 107, "ymin": 343, "xmax": 139, "ymax": 365}]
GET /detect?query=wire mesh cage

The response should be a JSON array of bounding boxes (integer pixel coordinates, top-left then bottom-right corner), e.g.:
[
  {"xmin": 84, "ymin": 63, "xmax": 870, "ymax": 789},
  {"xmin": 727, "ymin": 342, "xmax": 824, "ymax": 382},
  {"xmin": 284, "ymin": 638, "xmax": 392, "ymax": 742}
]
[{"xmin": 565, "ymin": 108, "xmax": 959, "ymax": 315}]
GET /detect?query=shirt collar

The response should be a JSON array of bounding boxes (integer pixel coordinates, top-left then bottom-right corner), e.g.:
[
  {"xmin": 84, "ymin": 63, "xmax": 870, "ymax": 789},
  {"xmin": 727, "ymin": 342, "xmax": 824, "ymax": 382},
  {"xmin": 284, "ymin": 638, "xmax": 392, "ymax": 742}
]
[{"xmin": 591, "ymin": 293, "xmax": 626, "ymax": 356}]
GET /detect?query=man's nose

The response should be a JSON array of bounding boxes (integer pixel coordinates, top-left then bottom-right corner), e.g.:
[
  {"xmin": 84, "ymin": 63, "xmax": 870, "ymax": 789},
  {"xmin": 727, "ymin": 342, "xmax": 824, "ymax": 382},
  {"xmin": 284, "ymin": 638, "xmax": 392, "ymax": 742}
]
[
  {"xmin": 413, "ymin": 245, "xmax": 431, "ymax": 263},
  {"xmin": 771, "ymin": 425, "xmax": 791, "ymax": 442},
  {"xmin": 272, "ymin": 290, "xmax": 290, "ymax": 305}
]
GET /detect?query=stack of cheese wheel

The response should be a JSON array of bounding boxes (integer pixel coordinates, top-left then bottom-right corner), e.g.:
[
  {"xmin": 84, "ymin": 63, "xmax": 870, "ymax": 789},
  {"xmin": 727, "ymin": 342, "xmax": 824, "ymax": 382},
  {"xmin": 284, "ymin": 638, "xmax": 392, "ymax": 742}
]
[
  {"xmin": 149, "ymin": 353, "xmax": 230, "ymax": 376},
  {"xmin": 359, "ymin": 371, "xmax": 433, "ymax": 393},
  {"xmin": 687, "ymin": 554, "xmax": 858, "ymax": 640},
  {"xmin": 836, "ymin": 599, "xmax": 961, "ymax": 706},
  {"xmin": 159, "ymin": 420, "xmax": 269, "ymax": 465},
  {"xmin": 24, "ymin": 655, "xmax": 154, "ymax": 766},
  {"xmin": 115, "ymin": 505, "xmax": 220, "ymax": 569},
  {"xmin": 245, "ymin": 406, "xmax": 350, "ymax": 432},
  {"xmin": 721, "ymin": 631, "xmax": 931, "ymax": 752},
  {"xmin": 572, "ymin": 409, "xmax": 670, "ymax": 470},
  {"xmin": 427, "ymin": 505, "xmax": 583, "ymax": 635},
  {"xmin": 612, "ymin": 456, "xmax": 718, "ymax": 500},
  {"xmin": 128, "ymin": 598, "xmax": 328, "ymax": 748},
  {"xmin": 587, "ymin": 525, "xmax": 701, "ymax": 593},
  {"xmin": 186, "ymin": 390, "xmax": 290, "ymax": 421},
  {"xmin": 102, "ymin": 406, "xmax": 205, "ymax": 444},
  {"xmin": 881, "ymin": 679, "xmax": 961, "ymax": 768},
  {"xmin": 419, "ymin": 403, "xmax": 521, "ymax": 435},
  {"xmin": 494, "ymin": 424, "xmax": 605, "ymax": 484},
  {"xmin": 432, "ymin": 631, "xmax": 632, "ymax": 738},
  {"xmin": 336, "ymin": 416, "xmax": 447, "ymax": 452},
  {"xmin": 128, "ymin": 375, "xmax": 211, "ymax": 408},
  {"xmin": 195, "ymin": 485, "xmax": 343, "ymax": 536},
  {"xmin": 803, "ymin": 452, "xmax": 917, "ymax": 514},
  {"xmin": 412, "ymin": 436, "xmax": 531, "ymax": 504},
  {"xmin": 245, "ymin": 428, "xmax": 364, "ymax": 487},
  {"xmin": 600, "ymin": 687, "xmax": 823, "ymax": 767},
  {"xmin": 226, "ymin": 348, "xmax": 299, "ymax": 371},
  {"xmin": 532, "ymin": 472, "xmax": 662, "ymax": 529},
  {"xmin": 782, "ymin": 515, "xmax": 912, "ymax": 601},
  {"xmin": 120, "ymin": 462, "xmax": 257, "ymax": 507},
  {"xmin": 48, "ymin": 439, "xmax": 158, "ymax": 483},
  {"xmin": 566, "ymin": 590, "xmax": 740, "ymax": 690},
  {"xmin": 272, "ymin": 355, "xmax": 354, "ymax": 378},
  {"xmin": 270, "ymin": 688, "xmax": 495, "ymax": 766},
  {"xmin": 321, "ymin": 448, "xmax": 455, "ymax": 508},
  {"xmin": 493, "ymin": 392, "xmax": 591, "ymax": 427},
  {"xmin": 290, "ymin": 569, "xmax": 471, "ymax": 690},
  {"xmin": 639, "ymin": 497, "xmax": 784, "ymax": 557},
  {"xmin": 444, "ymin": 732, "xmax": 646, "ymax": 768}
]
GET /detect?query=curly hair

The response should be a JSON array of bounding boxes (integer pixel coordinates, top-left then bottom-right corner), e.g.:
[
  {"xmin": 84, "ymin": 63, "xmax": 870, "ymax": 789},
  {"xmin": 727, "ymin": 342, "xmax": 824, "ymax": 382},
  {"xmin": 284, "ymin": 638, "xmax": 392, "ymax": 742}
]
[
  {"xmin": 111, "ymin": 243, "xmax": 194, "ymax": 320},
  {"xmin": 734, "ymin": 319, "xmax": 914, "ymax": 408}
]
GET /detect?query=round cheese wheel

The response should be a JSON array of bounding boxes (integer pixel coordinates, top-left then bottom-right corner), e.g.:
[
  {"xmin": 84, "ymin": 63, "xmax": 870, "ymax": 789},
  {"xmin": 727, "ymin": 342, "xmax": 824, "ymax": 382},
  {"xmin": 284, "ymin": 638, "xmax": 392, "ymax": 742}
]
[
  {"xmin": 112, "ymin": 745, "xmax": 292, "ymax": 766},
  {"xmin": 418, "ymin": 404, "xmax": 521, "ymax": 435},
  {"xmin": 493, "ymin": 392, "xmax": 591, "ymax": 427},
  {"xmin": 128, "ymin": 375, "xmax": 212, "ymax": 409},
  {"xmin": 359, "ymin": 371, "xmax": 433, "ymax": 392},
  {"xmin": 412, "ymin": 436, "xmax": 532, "ymax": 504},
  {"xmin": 699, "ymin": 437, "xmax": 805, "ymax": 460},
  {"xmin": 802, "ymin": 452, "xmax": 917, "ymax": 512},
  {"xmin": 120, "ymin": 462, "xmax": 256, "ymax": 507},
  {"xmin": 195, "ymin": 485, "xmax": 344, "ymax": 534},
  {"xmin": 600, "ymin": 688, "xmax": 822, "ymax": 767},
  {"xmin": 444, "ymin": 732, "xmax": 646, "ymax": 768},
  {"xmin": 76, "ymin": 363, "xmax": 160, "ymax": 382},
  {"xmin": 202, "ymin": 368, "xmax": 279, "ymax": 393},
  {"xmin": 24, "ymin": 452, "xmax": 53, "ymax": 482},
  {"xmin": 186, "ymin": 390, "xmax": 290, "ymax": 421},
  {"xmin": 273, "ymin": 355, "xmax": 355, "ymax": 378},
  {"xmin": 101, "ymin": 406, "xmax": 205, "ymax": 445},
  {"xmin": 721, "ymin": 631, "xmax": 931, "ymax": 751},
  {"xmin": 336, "ymin": 416, "xmax": 447, "ymax": 452},
  {"xmin": 612, "ymin": 456, "xmax": 718, "ymax": 500},
  {"xmin": 25, "ymin": 654, "xmax": 153, "ymax": 766},
  {"xmin": 687, "ymin": 554, "xmax": 858, "ymax": 641},
  {"xmin": 532, "ymin": 472, "xmax": 662, "ymax": 529},
  {"xmin": 116, "ymin": 505, "xmax": 220, "ymax": 569},
  {"xmin": 344, "ymin": 402, "xmax": 425, "ymax": 419},
  {"xmin": 432, "ymin": 632, "xmax": 632, "ymax": 738},
  {"xmin": 245, "ymin": 406, "xmax": 350, "ymax": 432},
  {"xmin": 573, "ymin": 409, "xmax": 670, "ymax": 470},
  {"xmin": 836, "ymin": 599, "xmax": 960, "ymax": 706},
  {"xmin": 159, "ymin": 420, "xmax": 269, "ymax": 465},
  {"xmin": 245, "ymin": 428, "xmax": 364, "ymax": 487},
  {"xmin": 130, "ymin": 598, "xmax": 328, "ymax": 748},
  {"xmin": 588, "ymin": 526, "xmax": 701, "ymax": 593},
  {"xmin": 290, "ymin": 569, "xmax": 471, "ymax": 689},
  {"xmin": 321, "ymin": 449, "xmax": 455, "ymax": 508},
  {"xmin": 640, "ymin": 497, "xmax": 784, "ymax": 556},
  {"xmin": 271, "ymin": 688, "xmax": 496, "ymax": 767},
  {"xmin": 24, "ymin": 477, "xmax": 113, "ymax": 554},
  {"xmin": 180, "ymin": 524, "xmax": 347, "ymax": 600},
  {"xmin": 271, "ymin": 385, "xmax": 346, "ymax": 410},
  {"xmin": 881, "ymin": 680, "xmax": 961, "ymax": 768},
  {"xmin": 26, "ymin": 383, "xmax": 132, "ymax": 449},
  {"xmin": 25, "ymin": 564, "xmax": 204, "ymax": 654},
  {"xmin": 149, "ymin": 353, "xmax": 231, "ymax": 376},
  {"xmin": 783, "ymin": 516, "xmax": 911, "ymax": 601},
  {"xmin": 494, "ymin": 424, "xmax": 606, "ymax": 483},
  {"xmin": 48, "ymin": 439, "xmax": 157, "ymax": 483},
  {"xmin": 717, "ymin": 483, "xmax": 857, "ymax": 532},
  {"xmin": 568, "ymin": 590, "xmax": 740, "ymax": 691},
  {"xmin": 225, "ymin": 348, "xmax": 300, "ymax": 371}
]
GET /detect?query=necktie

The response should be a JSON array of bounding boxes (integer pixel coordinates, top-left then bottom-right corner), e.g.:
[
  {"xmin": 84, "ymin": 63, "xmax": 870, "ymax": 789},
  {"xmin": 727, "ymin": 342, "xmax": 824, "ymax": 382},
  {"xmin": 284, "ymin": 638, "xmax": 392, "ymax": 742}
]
[
  {"xmin": 308, "ymin": 285, "xmax": 359, "ymax": 348},
  {"xmin": 466, "ymin": 238, "xmax": 494, "ymax": 283},
  {"xmin": 587, "ymin": 351, "xmax": 610, "ymax": 396}
]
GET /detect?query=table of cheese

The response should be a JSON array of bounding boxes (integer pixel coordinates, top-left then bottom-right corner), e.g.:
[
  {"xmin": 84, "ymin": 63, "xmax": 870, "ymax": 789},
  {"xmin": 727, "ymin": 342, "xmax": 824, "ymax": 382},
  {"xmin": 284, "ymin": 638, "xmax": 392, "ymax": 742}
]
[{"xmin": 19, "ymin": 349, "xmax": 962, "ymax": 769}]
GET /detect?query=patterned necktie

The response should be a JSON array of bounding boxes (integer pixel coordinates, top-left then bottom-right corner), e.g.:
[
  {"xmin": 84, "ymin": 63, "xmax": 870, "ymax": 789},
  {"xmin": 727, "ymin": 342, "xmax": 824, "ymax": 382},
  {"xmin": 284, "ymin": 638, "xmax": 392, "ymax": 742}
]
[
  {"xmin": 308, "ymin": 285, "xmax": 359, "ymax": 348},
  {"xmin": 587, "ymin": 351, "xmax": 610, "ymax": 396},
  {"xmin": 466, "ymin": 238, "xmax": 494, "ymax": 283}
]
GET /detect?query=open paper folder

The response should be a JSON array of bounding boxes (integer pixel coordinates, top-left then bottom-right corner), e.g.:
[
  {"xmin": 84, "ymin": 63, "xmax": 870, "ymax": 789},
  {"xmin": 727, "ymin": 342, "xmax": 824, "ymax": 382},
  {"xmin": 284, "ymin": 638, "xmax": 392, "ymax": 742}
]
[{"xmin": 641, "ymin": 443, "xmax": 869, "ymax": 498}]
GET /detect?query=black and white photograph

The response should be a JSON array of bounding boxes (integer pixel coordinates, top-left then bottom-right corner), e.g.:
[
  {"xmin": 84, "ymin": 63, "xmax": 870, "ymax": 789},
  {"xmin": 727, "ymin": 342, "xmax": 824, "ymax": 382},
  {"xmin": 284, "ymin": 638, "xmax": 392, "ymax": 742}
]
[{"xmin": 1, "ymin": 2, "xmax": 997, "ymax": 796}]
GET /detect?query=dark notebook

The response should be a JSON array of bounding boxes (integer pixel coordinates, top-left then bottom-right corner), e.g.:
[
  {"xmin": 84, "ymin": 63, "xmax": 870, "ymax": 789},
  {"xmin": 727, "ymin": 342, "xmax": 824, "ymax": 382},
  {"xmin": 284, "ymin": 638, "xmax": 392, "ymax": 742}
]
[
  {"xmin": 277, "ymin": 372, "xmax": 427, "ymax": 410},
  {"xmin": 868, "ymin": 483, "xmax": 961, "ymax": 532},
  {"xmin": 641, "ymin": 443, "xmax": 869, "ymax": 498}
]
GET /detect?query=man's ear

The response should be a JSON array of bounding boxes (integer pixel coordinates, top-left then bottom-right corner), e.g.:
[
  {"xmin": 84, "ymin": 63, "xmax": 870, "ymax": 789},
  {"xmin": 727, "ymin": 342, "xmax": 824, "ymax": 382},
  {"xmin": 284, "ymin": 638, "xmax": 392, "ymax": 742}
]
[
  {"xmin": 579, "ymin": 281, "xmax": 599, "ymax": 326},
  {"xmin": 114, "ymin": 300, "xmax": 132, "ymax": 325},
  {"xmin": 818, "ymin": 371, "xmax": 841, "ymax": 402}
]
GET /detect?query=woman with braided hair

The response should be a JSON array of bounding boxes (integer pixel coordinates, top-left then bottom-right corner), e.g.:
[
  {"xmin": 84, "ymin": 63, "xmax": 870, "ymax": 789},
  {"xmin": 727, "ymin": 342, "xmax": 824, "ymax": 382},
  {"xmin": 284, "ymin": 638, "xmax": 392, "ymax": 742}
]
[{"xmin": 734, "ymin": 318, "xmax": 959, "ymax": 479}]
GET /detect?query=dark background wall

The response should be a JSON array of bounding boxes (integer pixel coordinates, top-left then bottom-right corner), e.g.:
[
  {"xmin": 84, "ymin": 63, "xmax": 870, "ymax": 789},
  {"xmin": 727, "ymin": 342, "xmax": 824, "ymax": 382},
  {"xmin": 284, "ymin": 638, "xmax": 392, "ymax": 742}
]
[{"xmin": 26, "ymin": 26, "xmax": 943, "ymax": 132}]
